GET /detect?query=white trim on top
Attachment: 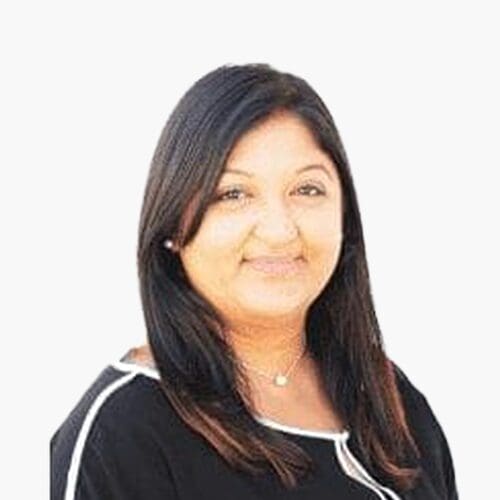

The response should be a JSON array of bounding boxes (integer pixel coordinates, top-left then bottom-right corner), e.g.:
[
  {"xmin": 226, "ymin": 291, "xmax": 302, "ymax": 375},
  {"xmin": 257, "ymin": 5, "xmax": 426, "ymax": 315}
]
[
  {"xmin": 338, "ymin": 439, "xmax": 402, "ymax": 500},
  {"xmin": 109, "ymin": 359, "xmax": 400, "ymax": 499},
  {"xmin": 111, "ymin": 360, "xmax": 161, "ymax": 380},
  {"xmin": 64, "ymin": 370, "xmax": 139, "ymax": 500},
  {"xmin": 253, "ymin": 415, "xmax": 350, "ymax": 442},
  {"xmin": 111, "ymin": 359, "xmax": 350, "ymax": 442}
]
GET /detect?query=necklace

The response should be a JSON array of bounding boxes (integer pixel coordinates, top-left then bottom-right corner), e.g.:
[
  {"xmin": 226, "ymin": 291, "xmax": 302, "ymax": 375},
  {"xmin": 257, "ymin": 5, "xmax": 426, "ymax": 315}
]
[{"xmin": 234, "ymin": 338, "xmax": 308, "ymax": 387}]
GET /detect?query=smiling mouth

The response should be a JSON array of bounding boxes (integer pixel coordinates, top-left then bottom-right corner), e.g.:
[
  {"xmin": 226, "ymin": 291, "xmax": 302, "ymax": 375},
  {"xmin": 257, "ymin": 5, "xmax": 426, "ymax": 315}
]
[{"xmin": 243, "ymin": 256, "xmax": 306, "ymax": 275}]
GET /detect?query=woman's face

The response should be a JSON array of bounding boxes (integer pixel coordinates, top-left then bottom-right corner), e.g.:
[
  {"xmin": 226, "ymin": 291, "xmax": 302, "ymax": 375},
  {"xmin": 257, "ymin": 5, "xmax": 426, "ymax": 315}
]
[{"xmin": 179, "ymin": 111, "xmax": 343, "ymax": 323}]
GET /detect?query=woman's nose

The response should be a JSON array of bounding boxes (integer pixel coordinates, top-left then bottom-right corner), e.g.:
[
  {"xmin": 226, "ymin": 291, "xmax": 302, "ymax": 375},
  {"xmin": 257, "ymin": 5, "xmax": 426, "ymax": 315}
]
[{"xmin": 252, "ymin": 200, "xmax": 299, "ymax": 245}]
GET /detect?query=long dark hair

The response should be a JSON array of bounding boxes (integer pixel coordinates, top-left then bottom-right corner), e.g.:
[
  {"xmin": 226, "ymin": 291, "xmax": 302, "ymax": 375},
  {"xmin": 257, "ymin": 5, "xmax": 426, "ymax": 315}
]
[{"xmin": 137, "ymin": 63, "xmax": 421, "ymax": 491}]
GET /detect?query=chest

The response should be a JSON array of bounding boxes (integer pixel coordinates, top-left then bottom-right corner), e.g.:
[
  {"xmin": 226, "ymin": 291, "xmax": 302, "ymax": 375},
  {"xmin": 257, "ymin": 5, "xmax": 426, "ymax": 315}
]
[{"xmin": 248, "ymin": 363, "xmax": 345, "ymax": 432}]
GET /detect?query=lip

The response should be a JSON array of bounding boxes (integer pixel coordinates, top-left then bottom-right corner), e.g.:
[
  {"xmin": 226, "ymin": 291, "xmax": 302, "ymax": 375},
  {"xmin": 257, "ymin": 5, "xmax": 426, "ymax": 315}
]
[{"xmin": 243, "ymin": 256, "xmax": 306, "ymax": 275}]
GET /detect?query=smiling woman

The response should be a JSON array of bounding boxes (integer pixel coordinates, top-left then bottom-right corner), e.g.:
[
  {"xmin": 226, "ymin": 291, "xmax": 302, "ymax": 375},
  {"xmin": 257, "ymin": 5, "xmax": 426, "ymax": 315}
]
[
  {"xmin": 50, "ymin": 63, "xmax": 458, "ymax": 500},
  {"xmin": 178, "ymin": 111, "xmax": 343, "ymax": 325}
]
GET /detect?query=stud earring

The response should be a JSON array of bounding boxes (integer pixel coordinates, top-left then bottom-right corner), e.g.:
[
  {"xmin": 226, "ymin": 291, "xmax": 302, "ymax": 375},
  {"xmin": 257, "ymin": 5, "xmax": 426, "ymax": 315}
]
[{"xmin": 164, "ymin": 239, "xmax": 174, "ymax": 250}]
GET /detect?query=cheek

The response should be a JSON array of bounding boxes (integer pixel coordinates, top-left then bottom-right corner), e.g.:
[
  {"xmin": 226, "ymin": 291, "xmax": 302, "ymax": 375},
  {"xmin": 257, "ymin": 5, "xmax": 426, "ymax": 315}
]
[
  {"xmin": 302, "ymin": 212, "xmax": 342, "ymax": 274},
  {"xmin": 182, "ymin": 215, "xmax": 249, "ymax": 273},
  {"xmin": 180, "ymin": 243, "xmax": 231, "ymax": 306},
  {"xmin": 302, "ymin": 202, "xmax": 342, "ymax": 245},
  {"xmin": 203, "ymin": 213, "xmax": 251, "ymax": 258}
]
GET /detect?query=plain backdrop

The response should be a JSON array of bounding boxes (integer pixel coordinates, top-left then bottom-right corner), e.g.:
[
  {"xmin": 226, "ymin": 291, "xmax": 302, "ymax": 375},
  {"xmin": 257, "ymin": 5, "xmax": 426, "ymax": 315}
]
[{"xmin": 2, "ymin": 1, "xmax": 498, "ymax": 498}]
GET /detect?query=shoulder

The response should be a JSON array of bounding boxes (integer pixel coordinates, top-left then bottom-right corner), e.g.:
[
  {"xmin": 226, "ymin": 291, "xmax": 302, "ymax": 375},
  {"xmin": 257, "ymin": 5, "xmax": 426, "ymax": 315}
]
[
  {"xmin": 51, "ymin": 363, "xmax": 168, "ymax": 446},
  {"xmin": 391, "ymin": 360, "xmax": 447, "ymax": 442},
  {"xmin": 51, "ymin": 363, "xmax": 180, "ymax": 499},
  {"xmin": 390, "ymin": 360, "xmax": 459, "ymax": 499},
  {"xmin": 391, "ymin": 361, "xmax": 430, "ymax": 416}
]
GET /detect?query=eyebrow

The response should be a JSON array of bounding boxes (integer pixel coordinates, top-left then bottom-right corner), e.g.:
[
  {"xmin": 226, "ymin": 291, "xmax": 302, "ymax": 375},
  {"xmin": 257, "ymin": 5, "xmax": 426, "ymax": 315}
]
[{"xmin": 223, "ymin": 164, "xmax": 334, "ymax": 181}]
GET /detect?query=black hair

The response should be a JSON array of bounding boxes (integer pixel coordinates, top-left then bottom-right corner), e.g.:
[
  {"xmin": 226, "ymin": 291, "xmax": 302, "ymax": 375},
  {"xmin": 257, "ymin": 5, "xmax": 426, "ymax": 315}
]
[{"xmin": 137, "ymin": 63, "xmax": 421, "ymax": 491}]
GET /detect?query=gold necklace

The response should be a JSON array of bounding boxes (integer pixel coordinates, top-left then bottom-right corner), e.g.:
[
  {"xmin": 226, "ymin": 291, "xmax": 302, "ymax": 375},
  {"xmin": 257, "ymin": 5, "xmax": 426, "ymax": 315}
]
[{"xmin": 234, "ymin": 339, "xmax": 308, "ymax": 387}]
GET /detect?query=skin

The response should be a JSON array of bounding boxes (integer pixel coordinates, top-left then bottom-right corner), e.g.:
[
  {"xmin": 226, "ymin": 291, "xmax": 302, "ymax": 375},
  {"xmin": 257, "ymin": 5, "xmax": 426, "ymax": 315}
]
[{"xmin": 133, "ymin": 110, "xmax": 345, "ymax": 429}]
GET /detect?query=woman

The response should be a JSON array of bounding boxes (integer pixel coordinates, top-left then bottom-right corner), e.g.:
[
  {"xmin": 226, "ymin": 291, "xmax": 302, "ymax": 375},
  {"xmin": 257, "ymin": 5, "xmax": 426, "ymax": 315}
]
[{"xmin": 51, "ymin": 63, "xmax": 458, "ymax": 499}]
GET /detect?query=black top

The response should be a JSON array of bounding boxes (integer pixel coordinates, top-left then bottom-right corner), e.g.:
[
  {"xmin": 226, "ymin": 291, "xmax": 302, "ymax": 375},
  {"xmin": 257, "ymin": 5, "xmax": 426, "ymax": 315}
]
[{"xmin": 51, "ymin": 356, "xmax": 458, "ymax": 499}]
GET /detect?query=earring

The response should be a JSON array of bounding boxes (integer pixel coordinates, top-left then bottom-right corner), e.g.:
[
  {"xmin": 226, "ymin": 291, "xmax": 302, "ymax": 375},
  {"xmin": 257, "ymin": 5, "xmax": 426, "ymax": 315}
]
[{"xmin": 164, "ymin": 239, "xmax": 174, "ymax": 250}]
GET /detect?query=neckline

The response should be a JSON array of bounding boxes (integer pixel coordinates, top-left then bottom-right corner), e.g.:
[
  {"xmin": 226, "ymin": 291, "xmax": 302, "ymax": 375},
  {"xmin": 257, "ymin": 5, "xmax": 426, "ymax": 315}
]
[
  {"xmin": 253, "ymin": 415, "xmax": 349, "ymax": 441},
  {"xmin": 111, "ymin": 358, "xmax": 350, "ymax": 442},
  {"xmin": 112, "ymin": 359, "xmax": 161, "ymax": 380}
]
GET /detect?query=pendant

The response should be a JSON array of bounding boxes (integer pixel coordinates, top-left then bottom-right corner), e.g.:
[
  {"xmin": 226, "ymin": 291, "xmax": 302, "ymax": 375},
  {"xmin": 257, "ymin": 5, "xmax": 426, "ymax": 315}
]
[{"xmin": 274, "ymin": 374, "xmax": 288, "ymax": 386}]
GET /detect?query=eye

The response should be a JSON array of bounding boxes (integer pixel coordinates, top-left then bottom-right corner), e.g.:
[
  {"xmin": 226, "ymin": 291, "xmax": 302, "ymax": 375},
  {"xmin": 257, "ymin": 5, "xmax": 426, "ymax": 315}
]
[
  {"xmin": 213, "ymin": 187, "xmax": 248, "ymax": 203},
  {"xmin": 295, "ymin": 183, "xmax": 326, "ymax": 197},
  {"xmin": 212, "ymin": 182, "xmax": 326, "ymax": 205}
]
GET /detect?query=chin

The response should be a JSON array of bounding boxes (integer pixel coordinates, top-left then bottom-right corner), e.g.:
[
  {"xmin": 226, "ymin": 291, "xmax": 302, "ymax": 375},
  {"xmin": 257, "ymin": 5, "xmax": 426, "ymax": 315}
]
[{"xmin": 237, "ymin": 291, "xmax": 308, "ymax": 315}]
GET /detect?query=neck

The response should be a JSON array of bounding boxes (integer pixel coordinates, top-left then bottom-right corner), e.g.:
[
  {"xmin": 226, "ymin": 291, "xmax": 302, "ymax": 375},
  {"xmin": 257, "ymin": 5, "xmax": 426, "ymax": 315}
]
[
  {"xmin": 132, "ymin": 320, "xmax": 311, "ymax": 382},
  {"xmin": 223, "ymin": 319, "xmax": 309, "ymax": 379}
]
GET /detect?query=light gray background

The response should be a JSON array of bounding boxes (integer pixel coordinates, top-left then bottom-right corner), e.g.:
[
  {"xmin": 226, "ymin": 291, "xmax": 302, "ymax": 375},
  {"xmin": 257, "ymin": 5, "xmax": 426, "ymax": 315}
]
[{"xmin": 2, "ymin": 2, "xmax": 498, "ymax": 498}]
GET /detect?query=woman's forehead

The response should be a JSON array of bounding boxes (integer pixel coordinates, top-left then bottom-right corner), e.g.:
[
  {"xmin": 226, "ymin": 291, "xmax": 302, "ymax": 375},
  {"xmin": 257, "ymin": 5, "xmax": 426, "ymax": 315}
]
[{"xmin": 223, "ymin": 113, "xmax": 333, "ymax": 178}]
